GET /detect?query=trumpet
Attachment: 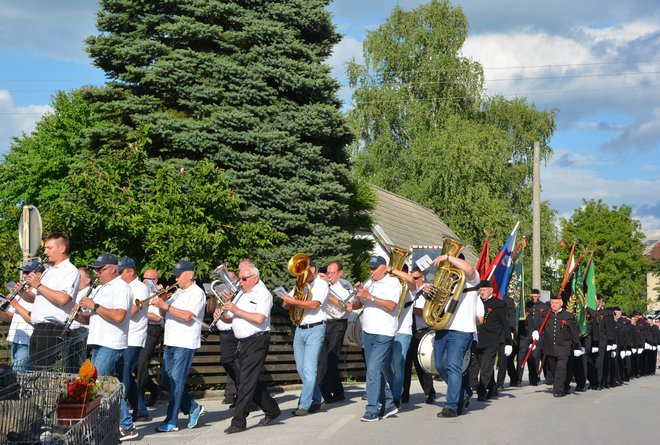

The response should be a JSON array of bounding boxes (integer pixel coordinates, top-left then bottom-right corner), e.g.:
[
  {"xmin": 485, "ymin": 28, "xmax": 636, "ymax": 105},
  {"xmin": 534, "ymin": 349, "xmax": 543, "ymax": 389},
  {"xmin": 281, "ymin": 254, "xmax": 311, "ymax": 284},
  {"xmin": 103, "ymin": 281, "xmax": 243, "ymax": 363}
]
[
  {"xmin": 0, "ymin": 281, "xmax": 30, "ymax": 312},
  {"xmin": 60, "ymin": 278, "xmax": 99, "ymax": 336},
  {"xmin": 135, "ymin": 283, "xmax": 179, "ymax": 310}
]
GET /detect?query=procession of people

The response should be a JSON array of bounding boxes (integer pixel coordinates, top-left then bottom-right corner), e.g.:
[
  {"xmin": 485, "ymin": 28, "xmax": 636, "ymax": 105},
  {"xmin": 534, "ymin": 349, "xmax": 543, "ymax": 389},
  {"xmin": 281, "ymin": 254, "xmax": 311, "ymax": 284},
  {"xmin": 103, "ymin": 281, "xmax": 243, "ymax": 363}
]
[{"xmin": 1, "ymin": 232, "xmax": 659, "ymax": 441}]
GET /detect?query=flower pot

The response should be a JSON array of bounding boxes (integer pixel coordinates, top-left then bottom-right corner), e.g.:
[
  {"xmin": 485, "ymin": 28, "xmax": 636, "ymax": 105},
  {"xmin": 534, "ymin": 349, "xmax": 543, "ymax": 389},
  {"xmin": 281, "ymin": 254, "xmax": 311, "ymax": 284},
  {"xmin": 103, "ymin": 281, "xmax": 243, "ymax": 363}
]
[{"xmin": 57, "ymin": 396, "xmax": 102, "ymax": 425}]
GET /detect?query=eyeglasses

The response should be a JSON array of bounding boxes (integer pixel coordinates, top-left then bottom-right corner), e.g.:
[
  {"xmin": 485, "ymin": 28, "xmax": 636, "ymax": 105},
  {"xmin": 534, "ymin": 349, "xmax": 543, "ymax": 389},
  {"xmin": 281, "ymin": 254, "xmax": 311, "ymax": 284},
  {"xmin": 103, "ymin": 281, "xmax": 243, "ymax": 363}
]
[
  {"xmin": 411, "ymin": 275, "xmax": 423, "ymax": 280},
  {"xmin": 239, "ymin": 274, "xmax": 254, "ymax": 282},
  {"xmin": 93, "ymin": 265, "xmax": 112, "ymax": 274}
]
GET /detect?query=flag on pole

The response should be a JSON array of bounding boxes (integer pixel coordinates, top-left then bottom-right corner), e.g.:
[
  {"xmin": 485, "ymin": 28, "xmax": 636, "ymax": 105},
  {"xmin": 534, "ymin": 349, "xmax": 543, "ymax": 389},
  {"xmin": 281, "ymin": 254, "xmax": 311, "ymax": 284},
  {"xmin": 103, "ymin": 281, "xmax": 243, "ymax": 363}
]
[
  {"xmin": 560, "ymin": 244, "xmax": 576, "ymax": 304},
  {"xmin": 567, "ymin": 262, "xmax": 587, "ymax": 336},
  {"xmin": 504, "ymin": 239, "xmax": 526, "ymax": 331},
  {"xmin": 475, "ymin": 238, "xmax": 490, "ymax": 280},
  {"xmin": 485, "ymin": 222, "xmax": 519, "ymax": 300},
  {"xmin": 583, "ymin": 253, "xmax": 598, "ymax": 310}
]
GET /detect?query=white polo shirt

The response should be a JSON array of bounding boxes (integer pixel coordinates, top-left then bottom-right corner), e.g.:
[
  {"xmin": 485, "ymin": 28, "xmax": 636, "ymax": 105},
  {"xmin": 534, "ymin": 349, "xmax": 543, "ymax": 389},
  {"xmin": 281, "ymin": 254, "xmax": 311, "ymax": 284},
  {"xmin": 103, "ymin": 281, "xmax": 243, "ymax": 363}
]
[
  {"xmin": 230, "ymin": 282, "xmax": 272, "ymax": 340},
  {"xmin": 413, "ymin": 286, "xmax": 429, "ymax": 331},
  {"xmin": 30, "ymin": 258, "xmax": 80, "ymax": 324},
  {"xmin": 6, "ymin": 296, "xmax": 33, "ymax": 344},
  {"xmin": 444, "ymin": 273, "xmax": 483, "ymax": 333},
  {"xmin": 296, "ymin": 276, "xmax": 328, "ymax": 326},
  {"xmin": 87, "ymin": 275, "xmax": 132, "ymax": 349},
  {"xmin": 361, "ymin": 274, "xmax": 402, "ymax": 337},
  {"xmin": 163, "ymin": 283, "xmax": 205, "ymax": 349},
  {"xmin": 396, "ymin": 287, "xmax": 414, "ymax": 335},
  {"xmin": 69, "ymin": 285, "xmax": 92, "ymax": 330},
  {"xmin": 127, "ymin": 278, "xmax": 149, "ymax": 347}
]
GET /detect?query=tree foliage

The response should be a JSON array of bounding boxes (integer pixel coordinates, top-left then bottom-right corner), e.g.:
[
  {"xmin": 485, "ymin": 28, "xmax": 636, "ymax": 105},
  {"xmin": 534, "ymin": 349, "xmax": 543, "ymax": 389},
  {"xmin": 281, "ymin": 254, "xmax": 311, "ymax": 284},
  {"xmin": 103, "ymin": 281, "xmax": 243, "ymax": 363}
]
[
  {"xmin": 82, "ymin": 0, "xmax": 372, "ymax": 284},
  {"xmin": 560, "ymin": 199, "xmax": 648, "ymax": 313},
  {"xmin": 346, "ymin": 0, "xmax": 557, "ymax": 266}
]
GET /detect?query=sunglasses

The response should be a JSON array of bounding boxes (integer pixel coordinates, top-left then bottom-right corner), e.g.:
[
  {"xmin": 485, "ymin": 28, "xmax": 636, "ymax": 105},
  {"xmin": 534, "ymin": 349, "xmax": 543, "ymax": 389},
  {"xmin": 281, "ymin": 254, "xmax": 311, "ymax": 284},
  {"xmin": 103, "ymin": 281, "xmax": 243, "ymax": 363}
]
[{"xmin": 239, "ymin": 274, "xmax": 254, "ymax": 282}]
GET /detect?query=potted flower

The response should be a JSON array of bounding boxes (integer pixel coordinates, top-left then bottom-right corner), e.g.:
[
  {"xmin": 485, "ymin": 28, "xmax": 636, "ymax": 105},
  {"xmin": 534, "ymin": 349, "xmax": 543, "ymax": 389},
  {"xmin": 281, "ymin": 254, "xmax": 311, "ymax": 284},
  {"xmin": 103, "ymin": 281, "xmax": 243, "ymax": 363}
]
[{"xmin": 57, "ymin": 359, "xmax": 101, "ymax": 425}]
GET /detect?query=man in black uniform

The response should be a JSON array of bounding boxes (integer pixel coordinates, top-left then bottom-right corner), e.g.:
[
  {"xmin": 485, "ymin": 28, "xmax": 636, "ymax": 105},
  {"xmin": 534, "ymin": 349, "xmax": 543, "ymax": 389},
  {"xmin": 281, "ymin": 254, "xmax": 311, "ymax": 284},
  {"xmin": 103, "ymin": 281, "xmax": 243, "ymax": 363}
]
[
  {"xmin": 594, "ymin": 295, "xmax": 615, "ymax": 389},
  {"xmin": 469, "ymin": 280, "xmax": 510, "ymax": 401},
  {"xmin": 540, "ymin": 294, "xmax": 581, "ymax": 397},
  {"xmin": 585, "ymin": 304, "xmax": 600, "ymax": 388},
  {"xmin": 496, "ymin": 296, "xmax": 518, "ymax": 388},
  {"xmin": 521, "ymin": 289, "xmax": 548, "ymax": 386}
]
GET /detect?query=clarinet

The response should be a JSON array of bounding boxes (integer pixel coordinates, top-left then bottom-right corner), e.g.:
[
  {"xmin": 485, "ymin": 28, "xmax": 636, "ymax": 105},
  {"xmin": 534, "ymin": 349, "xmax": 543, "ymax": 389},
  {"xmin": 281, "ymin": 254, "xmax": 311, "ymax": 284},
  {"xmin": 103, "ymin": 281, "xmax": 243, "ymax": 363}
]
[
  {"xmin": 0, "ymin": 281, "xmax": 29, "ymax": 312},
  {"xmin": 60, "ymin": 279, "xmax": 99, "ymax": 333}
]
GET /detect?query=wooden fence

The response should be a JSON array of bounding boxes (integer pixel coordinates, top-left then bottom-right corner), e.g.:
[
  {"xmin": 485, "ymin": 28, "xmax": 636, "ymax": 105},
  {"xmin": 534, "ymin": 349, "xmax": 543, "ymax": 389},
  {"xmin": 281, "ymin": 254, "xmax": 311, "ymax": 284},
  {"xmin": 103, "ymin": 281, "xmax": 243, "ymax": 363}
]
[{"xmin": 0, "ymin": 312, "xmax": 366, "ymax": 388}]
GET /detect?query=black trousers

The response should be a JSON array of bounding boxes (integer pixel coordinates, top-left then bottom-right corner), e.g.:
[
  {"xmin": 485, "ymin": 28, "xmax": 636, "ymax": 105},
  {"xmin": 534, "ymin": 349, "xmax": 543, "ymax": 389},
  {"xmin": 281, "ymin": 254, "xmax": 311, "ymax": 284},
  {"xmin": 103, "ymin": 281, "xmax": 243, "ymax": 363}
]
[
  {"xmin": 566, "ymin": 354, "xmax": 586, "ymax": 390},
  {"xmin": 596, "ymin": 347, "xmax": 607, "ymax": 387},
  {"xmin": 219, "ymin": 329, "xmax": 240, "ymax": 398},
  {"xmin": 231, "ymin": 332, "xmax": 280, "ymax": 429},
  {"xmin": 497, "ymin": 342, "xmax": 517, "ymax": 386},
  {"xmin": 30, "ymin": 323, "xmax": 66, "ymax": 368},
  {"xmin": 319, "ymin": 319, "xmax": 348, "ymax": 399},
  {"xmin": 136, "ymin": 324, "xmax": 163, "ymax": 395},
  {"xmin": 517, "ymin": 336, "xmax": 540, "ymax": 385},
  {"xmin": 63, "ymin": 327, "xmax": 89, "ymax": 373},
  {"xmin": 402, "ymin": 328, "xmax": 435, "ymax": 402},
  {"xmin": 545, "ymin": 353, "xmax": 569, "ymax": 395},
  {"xmin": 469, "ymin": 346, "xmax": 497, "ymax": 397}
]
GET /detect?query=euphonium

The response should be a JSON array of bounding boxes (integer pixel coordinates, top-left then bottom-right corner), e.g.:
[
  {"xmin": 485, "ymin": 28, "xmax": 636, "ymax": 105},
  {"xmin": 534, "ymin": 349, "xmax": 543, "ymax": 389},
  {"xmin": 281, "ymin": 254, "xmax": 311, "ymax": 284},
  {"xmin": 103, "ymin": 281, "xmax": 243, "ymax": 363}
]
[
  {"xmin": 423, "ymin": 236, "xmax": 466, "ymax": 330},
  {"xmin": 389, "ymin": 247, "xmax": 411, "ymax": 318},
  {"xmin": 202, "ymin": 264, "xmax": 241, "ymax": 340},
  {"xmin": 287, "ymin": 253, "xmax": 312, "ymax": 325}
]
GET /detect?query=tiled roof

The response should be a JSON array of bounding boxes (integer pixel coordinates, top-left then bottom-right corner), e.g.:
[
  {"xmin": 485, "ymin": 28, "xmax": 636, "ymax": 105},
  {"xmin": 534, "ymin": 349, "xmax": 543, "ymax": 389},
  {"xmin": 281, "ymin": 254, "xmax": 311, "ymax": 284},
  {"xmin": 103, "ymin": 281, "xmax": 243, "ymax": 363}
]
[{"xmin": 371, "ymin": 186, "xmax": 478, "ymax": 264}]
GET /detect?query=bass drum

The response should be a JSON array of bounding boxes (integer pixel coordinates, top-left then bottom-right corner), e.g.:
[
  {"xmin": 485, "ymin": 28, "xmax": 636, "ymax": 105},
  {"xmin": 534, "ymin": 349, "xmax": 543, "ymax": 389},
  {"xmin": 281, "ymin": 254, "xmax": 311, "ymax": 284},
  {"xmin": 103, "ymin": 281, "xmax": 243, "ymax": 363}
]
[
  {"xmin": 417, "ymin": 330, "xmax": 471, "ymax": 378},
  {"xmin": 344, "ymin": 311, "xmax": 363, "ymax": 347}
]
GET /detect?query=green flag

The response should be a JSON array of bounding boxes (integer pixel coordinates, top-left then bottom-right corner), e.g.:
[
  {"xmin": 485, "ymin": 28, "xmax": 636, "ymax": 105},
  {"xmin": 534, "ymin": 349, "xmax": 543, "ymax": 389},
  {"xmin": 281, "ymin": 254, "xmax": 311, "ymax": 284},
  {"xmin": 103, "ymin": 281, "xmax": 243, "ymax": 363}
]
[
  {"xmin": 584, "ymin": 258, "xmax": 598, "ymax": 310},
  {"xmin": 567, "ymin": 263, "xmax": 587, "ymax": 336}
]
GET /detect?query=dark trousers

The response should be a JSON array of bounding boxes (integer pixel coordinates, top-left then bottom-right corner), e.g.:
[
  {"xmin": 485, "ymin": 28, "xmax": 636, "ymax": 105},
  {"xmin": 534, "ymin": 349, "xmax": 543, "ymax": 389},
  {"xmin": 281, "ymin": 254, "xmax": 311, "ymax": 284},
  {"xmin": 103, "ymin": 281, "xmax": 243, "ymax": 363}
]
[
  {"xmin": 566, "ymin": 354, "xmax": 586, "ymax": 390},
  {"xmin": 497, "ymin": 342, "xmax": 518, "ymax": 386},
  {"xmin": 469, "ymin": 347, "xmax": 497, "ymax": 397},
  {"xmin": 517, "ymin": 337, "xmax": 540, "ymax": 385},
  {"xmin": 231, "ymin": 333, "xmax": 280, "ymax": 429},
  {"xmin": 63, "ymin": 328, "xmax": 89, "ymax": 373},
  {"xmin": 402, "ymin": 328, "xmax": 435, "ymax": 402},
  {"xmin": 219, "ymin": 329, "xmax": 240, "ymax": 399},
  {"xmin": 319, "ymin": 319, "xmax": 348, "ymax": 400},
  {"xmin": 546, "ymin": 354, "xmax": 569, "ymax": 395},
  {"xmin": 136, "ymin": 324, "xmax": 163, "ymax": 397},
  {"xmin": 596, "ymin": 347, "xmax": 607, "ymax": 387},
  {"xmin": 30, "ymin": 323, "xmax": 66, "ymax": 368},
  {"xmin": 586, "ymin": 350, "xmax": 599, "ymax": 386}
]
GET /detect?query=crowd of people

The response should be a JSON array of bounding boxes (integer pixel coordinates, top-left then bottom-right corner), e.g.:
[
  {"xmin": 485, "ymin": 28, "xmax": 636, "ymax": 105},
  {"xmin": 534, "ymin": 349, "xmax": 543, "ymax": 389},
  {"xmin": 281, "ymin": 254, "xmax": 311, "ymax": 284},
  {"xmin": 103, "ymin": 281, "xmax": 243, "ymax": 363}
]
[{"xmin": 1, "ymin": 231, "xmax": 659, "ymax": 441}]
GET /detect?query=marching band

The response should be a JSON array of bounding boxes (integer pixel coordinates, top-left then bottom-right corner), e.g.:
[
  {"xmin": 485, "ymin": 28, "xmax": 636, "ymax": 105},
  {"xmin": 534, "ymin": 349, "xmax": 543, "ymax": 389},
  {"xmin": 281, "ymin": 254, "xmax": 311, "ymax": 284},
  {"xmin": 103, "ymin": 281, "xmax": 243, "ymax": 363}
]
[{"xmin": 1, "ymin": 232, "xmax": 659, "ymax": 441}]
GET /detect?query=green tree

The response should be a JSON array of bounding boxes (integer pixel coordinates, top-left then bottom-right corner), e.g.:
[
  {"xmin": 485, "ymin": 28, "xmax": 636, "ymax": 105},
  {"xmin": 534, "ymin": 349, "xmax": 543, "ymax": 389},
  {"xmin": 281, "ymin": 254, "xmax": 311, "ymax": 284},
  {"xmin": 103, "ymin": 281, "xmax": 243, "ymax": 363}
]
[
  {"xmin": 82, "ymin": 0, "xmax": 372, "ymax": 284},
  {"xmin": 560, "ymin": 199, "xmax": 648, "ymax": 313},
  {"xmin": 347, "ymin": 0, "xmax": 556, "ymax": 260}
]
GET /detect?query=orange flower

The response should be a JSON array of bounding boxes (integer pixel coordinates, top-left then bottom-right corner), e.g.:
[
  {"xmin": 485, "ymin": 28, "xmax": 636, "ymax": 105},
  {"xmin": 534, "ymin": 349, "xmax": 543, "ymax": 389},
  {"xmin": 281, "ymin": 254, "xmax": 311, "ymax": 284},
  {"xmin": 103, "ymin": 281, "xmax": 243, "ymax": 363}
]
[{"xmin": 78, "ymin": 359, "xmax": 97, "ymax": 383}]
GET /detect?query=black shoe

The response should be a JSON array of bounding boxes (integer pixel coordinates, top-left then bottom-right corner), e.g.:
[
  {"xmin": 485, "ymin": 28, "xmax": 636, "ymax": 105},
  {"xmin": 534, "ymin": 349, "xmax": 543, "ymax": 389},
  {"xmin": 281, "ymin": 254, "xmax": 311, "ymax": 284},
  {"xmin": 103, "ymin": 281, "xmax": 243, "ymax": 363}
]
[
  {"xmin": 292, "ymin": 408, "xmax": 309, "ymax": 416},
  {"xmin": 361, "ymin": 394, "xmax": 367, "ymax": 400},
  {"xmin": 222, "ymin": 396, "xmax": 236, "ymax": 405},
  {"xmin": 258, "ymin": 414, "xmax": 280, "ymax": 426},
  {"xmin": 132, "ymin": 413, "xmax": 150, "ymax": 422},
  {"xmin": 510, "ymin": 381, "xmax": 521, "ymax": 387},
  {"xmin": 457, "ymin": 398, "xmax": 470, "ymax": 415},
  {"xmin": 477, "ymin": 394, "xmax": 487, "ymax": 402},
  {"xmin": 438, "ymin": 407, "xmax": 458, "ymax": 418},
  {"xmin": 309, "ymin": 403, "xmax": 327, "ymax": 414},
  {"xmin": 530, "ymin": 382, "xmax": 538, "ymax": 386},
  {"xmin": 423, "ymin": 393, "xmax": 435, "ymax": 404},
  {"xmin": 224, "ymin": 425, "xmax": 246, "ymax": 434},
  {"xmin": 553, "ymin": 392, "xmax": 566, "ymax": 398},
  {"xmin": 575, "ymin": 386, "xmax": 587, "ymax": 392}
]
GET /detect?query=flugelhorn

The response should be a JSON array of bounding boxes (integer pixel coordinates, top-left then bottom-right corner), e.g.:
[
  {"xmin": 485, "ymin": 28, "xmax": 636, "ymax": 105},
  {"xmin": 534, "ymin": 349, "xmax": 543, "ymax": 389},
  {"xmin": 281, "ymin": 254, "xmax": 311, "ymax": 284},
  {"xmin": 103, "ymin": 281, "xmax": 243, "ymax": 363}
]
[
  {"xmin": 0, "ymin": 281, "xmax": 30, "ymax": 312},
  {"xmin": 287, "ymin": 253, "xmax": 312, "ymax": 325},
  {"xmin": 423, "ymin": 237, "xmax": 466, "ymax": 330},
  {"xmin": 135, "ymin": 283, "xmax": 179, "ymax": 310}
]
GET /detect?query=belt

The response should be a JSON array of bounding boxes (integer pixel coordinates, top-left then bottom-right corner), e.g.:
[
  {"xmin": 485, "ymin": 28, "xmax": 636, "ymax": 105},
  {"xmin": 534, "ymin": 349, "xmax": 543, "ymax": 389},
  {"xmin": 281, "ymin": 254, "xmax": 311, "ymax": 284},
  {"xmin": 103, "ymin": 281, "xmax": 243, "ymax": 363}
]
[
  {"xmin": 298, "ymin": 321, "xmax": 326, "ymax": 330},
  {"xmin": 326, "ymin": 319, "xmax": 348, "ymax": 324}
]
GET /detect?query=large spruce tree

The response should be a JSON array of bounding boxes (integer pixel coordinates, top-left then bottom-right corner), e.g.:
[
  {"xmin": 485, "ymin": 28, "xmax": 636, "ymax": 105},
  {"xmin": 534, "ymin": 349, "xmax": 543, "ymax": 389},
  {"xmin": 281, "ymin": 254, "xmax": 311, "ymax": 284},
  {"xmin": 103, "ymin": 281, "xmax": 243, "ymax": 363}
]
[{"xmin": 82, "ymin": 0, "xmax": 370, "ymax": 282}]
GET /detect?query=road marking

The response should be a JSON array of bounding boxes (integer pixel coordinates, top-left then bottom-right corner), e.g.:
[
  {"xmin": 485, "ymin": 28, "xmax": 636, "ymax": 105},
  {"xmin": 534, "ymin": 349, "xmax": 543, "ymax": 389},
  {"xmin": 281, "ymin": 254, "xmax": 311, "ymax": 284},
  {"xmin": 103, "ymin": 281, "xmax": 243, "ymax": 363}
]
[{"xmin": 318, "ymin": 414, "xmax": 354, "ymax": 440}]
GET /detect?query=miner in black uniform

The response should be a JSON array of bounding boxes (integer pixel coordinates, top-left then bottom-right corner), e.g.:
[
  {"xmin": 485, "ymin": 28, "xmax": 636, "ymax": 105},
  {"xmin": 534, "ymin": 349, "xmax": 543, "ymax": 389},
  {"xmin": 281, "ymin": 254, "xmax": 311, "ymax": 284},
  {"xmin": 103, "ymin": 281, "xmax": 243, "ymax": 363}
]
[
  {"xmin": 613, "ymin": 308, "xmax": 627, "ymax": 384},
  {"xmin": 469, "ymin": 280, "xmax": 510, "ymax": 402},
  {"xmin": 496, "ymin": 295, "xmax": 518, "ymax": 388},
  {"xmin": 630, "ymin": 312, "xmax": 644, "ymax": 377},
  {"xmin": 594, "ymin": 295, "xmax": 614, "ymax": 389},
  {"xmin": 585, "ymin": 305, "xmax": 600, "ymax": 388},
  {"xmin": 540, "ymin": 294, "xmax": 581, "ymax": 397},
  {"xmin": 522, "ymin": 289, "xmax": 548, "ymax": 386}
]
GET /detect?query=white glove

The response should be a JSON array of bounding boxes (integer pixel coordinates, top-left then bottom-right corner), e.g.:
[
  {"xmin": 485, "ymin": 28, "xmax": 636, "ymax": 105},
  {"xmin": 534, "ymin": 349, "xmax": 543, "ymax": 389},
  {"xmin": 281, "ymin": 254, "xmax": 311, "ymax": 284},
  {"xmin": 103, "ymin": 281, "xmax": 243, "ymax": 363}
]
[
  {"xmin": 654, "ymin": 346, "xmax": 658, "ymax": 351},
  {"xmin": 612, "ymin": 344, "xmax": 617, "ymax": 350},
  {"xmin": 644, "ymin": 342, "xmax": 651, "ymax": 350},
  {"xmin": 606, "ymin": 344, "xmax": 612, "ymax": 351},
  {"xmin": 620, "ymin": 351, "xmax": 625, "ymax": 359},
  {"xmin": 591, "ymin": 347, "xmax": 599, "ymax": 353},
  {"xmin": 531, "ymin": 330, "xmax": 539, "ymax": 341},
  {"xmin": 633, "ymin": 348, "xmax": 638, "ymax": 354},
  {"xmin": 528, "ymin": 343, "xmax": 537, "ymax": 351},
  {"xmin": 626, "ymin": 350, "xmax": 631, "ymax": 357},
  {"xmin": 573, "ymin": 349, "xmax": 584, "ymax": 357},
  {"xmin": 610, "ymin": 351, "xmax": 616, "ymax": 358},
  {"xmin": 511, "ymin": 332, "xmax": 515, "ymax": 340},
  {"xmin": 504, "ymin": 345, "xmax": 513, "ymax": 356}
]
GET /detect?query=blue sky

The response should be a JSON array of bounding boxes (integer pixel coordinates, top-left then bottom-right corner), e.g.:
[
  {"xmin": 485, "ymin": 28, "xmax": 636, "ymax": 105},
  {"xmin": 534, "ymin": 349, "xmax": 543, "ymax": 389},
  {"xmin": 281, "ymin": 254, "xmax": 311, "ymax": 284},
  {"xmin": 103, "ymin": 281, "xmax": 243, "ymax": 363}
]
[{"xmin": 1, "ymin": 0, "xmax": 659, "ymax": 232}]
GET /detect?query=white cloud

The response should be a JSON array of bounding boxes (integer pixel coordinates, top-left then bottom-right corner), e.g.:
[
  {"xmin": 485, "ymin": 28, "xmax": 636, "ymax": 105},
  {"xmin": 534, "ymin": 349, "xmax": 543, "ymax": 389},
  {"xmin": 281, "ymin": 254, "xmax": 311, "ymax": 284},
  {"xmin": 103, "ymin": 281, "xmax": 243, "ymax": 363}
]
[
  {"xmin": 579, "ymin": 21, "xmax": 659, "ymax": 46},
  {"xmin": 328, "ymin": 37, "xmax": 364, "ymax": 81},
  {"xmin": 0, "ymin": 90, "xmax": 51, "ymax": 155}
]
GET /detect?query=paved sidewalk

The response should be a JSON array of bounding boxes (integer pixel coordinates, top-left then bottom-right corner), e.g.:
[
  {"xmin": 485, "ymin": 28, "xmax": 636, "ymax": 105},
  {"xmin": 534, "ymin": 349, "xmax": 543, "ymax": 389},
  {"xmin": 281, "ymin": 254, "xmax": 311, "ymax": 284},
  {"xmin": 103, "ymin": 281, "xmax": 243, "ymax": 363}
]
[{"xmin": 123, "ymin": 374, "xmax": 660, "ymax": 445}]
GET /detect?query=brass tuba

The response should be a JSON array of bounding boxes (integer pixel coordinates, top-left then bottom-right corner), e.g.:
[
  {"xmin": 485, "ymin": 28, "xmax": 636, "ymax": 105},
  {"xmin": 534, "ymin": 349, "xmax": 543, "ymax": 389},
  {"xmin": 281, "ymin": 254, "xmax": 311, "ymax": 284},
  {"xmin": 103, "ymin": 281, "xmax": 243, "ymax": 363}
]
[
  {"xmin": 287, "ymin": 253, "xmax": 312, "ymax": 325},
  {"xmin": 423, "ymin": 237, "xmax": 466, "ymax": 330},
  {"xmin": 389, "ymin": 247, "xmax": 411, "ymax": 319}
]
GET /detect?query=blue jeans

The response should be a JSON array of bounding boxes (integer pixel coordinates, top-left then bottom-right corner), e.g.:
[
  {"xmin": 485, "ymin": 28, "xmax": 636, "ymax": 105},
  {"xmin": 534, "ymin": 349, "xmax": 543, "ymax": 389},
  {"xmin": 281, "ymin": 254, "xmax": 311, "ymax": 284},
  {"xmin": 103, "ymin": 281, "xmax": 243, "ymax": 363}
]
[
  {"xmin": 434, "ymin": 330, "xmax": 473, "ymax": 411},
  {"xmin": 116, "ymin": 346, "xmax": 146, "ymax": 428},
  {"xmin": 362, "ymin": 332, "xmax": 395, "ymax": 416},
  {"xmin": 162, "ymin": 346, "xmax": 199, "ymax": 426},
  {"xmin": 90, "ymin": 346, "xmax": 132, "ymax": 430},
  {"xmin": 293, "ymin": 324, "xmax": 325, "ymax": 409},
  {"xmin": 384, "ymin": 333, "xmax": 412, "ymax": 403},
  {"xmin": 11, "ymin": 342, "xmax": 30, "ymax": 374}
]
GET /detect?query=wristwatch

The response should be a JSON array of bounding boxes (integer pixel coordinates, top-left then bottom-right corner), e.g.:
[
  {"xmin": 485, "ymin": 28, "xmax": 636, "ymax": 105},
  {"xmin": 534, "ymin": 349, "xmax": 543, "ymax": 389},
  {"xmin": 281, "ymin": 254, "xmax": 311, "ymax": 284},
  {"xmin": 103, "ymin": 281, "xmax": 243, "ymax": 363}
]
[
  {"xmin": 93, "ymin": 303, "xmax": 100, "ymax": 312},
  {"xmin": 370, "ymin": 296, "xmax": 375, "ymax": 303}
]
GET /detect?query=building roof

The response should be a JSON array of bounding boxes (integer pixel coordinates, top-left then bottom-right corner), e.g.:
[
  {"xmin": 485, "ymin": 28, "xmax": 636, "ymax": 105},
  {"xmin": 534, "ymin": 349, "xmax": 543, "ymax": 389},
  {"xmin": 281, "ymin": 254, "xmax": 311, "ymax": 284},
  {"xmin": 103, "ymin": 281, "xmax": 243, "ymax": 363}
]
[
  {"xmin": 643, "ymin": 240, "xmax": 660, "ymax": 259},
  {"xmin": 371, "ymin": 186, "xmax": 478, "ymax": 264}
]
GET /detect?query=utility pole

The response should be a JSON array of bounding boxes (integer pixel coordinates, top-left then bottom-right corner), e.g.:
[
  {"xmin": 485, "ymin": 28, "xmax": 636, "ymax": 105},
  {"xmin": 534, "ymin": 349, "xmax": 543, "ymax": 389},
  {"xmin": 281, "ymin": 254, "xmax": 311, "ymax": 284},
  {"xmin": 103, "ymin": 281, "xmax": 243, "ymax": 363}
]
[{"xmin": 532, "ymin": 141, "xmax": 541, "ymax": 289}]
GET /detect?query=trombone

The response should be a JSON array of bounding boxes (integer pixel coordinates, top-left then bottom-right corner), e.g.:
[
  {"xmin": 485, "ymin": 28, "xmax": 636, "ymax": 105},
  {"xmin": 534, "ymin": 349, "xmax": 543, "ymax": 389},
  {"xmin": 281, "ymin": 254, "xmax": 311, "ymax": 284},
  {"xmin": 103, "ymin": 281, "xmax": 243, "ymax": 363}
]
[{"xmin": 135, "ymin": 284, "xmax": 179, "ymax": 310}]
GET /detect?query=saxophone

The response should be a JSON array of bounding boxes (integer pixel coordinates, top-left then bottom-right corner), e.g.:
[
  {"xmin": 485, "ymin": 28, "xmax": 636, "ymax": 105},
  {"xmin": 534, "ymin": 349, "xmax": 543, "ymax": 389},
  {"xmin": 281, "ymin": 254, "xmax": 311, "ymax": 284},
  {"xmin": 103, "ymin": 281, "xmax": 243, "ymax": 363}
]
[{"xmin": 423, "ymin": 237, "xmax": 466, "ymax": 330}]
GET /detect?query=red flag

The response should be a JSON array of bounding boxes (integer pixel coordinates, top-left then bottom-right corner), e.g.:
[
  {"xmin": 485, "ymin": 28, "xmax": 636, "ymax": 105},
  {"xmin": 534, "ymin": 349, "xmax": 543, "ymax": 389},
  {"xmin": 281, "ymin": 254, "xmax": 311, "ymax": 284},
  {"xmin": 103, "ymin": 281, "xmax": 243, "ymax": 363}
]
[{"xmin": 475, "ymin": 238, "xmax": 490, "ymax": 279}]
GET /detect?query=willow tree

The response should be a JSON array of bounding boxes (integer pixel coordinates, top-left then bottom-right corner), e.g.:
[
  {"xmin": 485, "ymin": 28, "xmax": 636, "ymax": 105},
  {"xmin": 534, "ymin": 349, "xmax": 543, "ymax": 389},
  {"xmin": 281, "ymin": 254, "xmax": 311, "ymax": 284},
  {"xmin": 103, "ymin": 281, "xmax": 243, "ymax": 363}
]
[
  {"xmin": 82, "ymin": 0, "xmax": 372, "ymax": 283},
  {"xmin": 347, "ymin": 0, "xmax": 556, "ymax": 254}
]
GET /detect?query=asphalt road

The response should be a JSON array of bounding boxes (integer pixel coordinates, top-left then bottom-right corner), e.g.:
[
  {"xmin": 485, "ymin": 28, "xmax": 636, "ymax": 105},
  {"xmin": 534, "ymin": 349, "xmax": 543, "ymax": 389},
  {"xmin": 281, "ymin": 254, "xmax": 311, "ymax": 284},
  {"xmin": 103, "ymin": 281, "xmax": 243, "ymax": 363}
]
[{"xmin": 124, "ymin": 373, "xmax": 660, "ymax": 445}]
